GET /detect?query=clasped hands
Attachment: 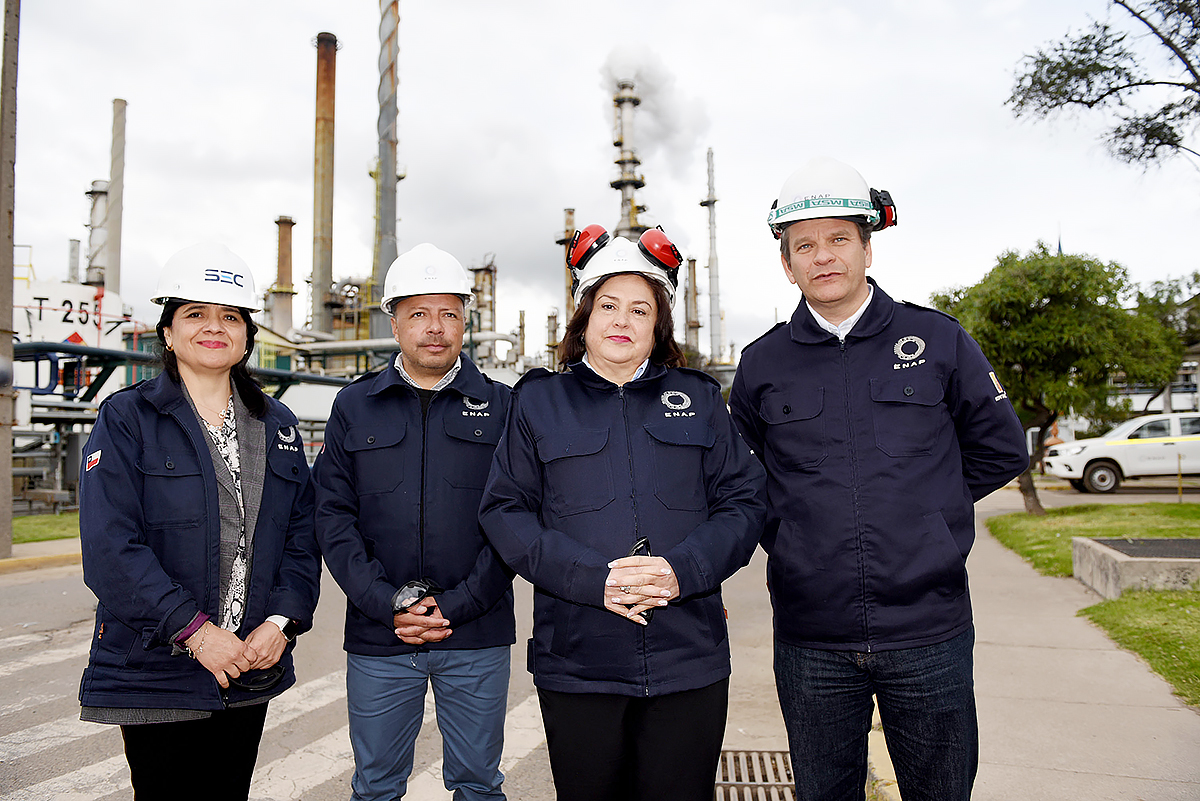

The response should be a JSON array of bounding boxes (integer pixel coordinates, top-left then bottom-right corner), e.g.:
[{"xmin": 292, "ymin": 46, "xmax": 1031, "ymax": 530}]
[
  {"xmin": 393, "ymin": 597, "xmax": 453, "ymax": 645},
  {"xmin": 604, "ymin": 555, "xmax": 679, "ymax": 625},
  {"xmin": 186, "ymin": 620, "xmax": 287, "ymax": 689}
]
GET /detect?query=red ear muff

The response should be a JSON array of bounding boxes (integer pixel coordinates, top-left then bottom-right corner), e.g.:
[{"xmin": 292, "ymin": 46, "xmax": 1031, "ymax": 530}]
[
  {"xmin": 870, "ymin": 188, "xmax": 897, "ymax": 231},
  {"xmin": 637, "ymin": 226, "xmax": 682, "ymax": 289},
  {"xmin": 568, "ymin": 224, "xmax": 610, "ymax": 270}
]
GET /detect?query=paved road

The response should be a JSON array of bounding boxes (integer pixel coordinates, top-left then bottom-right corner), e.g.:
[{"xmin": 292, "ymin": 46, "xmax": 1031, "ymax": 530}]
[
  {"xmin": 0, "ymin": 546, "xmax": 785, "ymax": 800},
  {"xmin": 5, "ymin": 479, "xmax": 1194, "ymax": 799}
]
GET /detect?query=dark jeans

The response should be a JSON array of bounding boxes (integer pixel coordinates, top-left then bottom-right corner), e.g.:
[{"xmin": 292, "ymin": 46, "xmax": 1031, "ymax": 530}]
[
  {"xmin": 775, "ymin": 628, "xmax": 977, "ymax": 801},
  {"xmin": 537, "ymin": 679, "xmax": 729, "ymax": 801},
  {"xmin": 121, "ymin": 702, "xmax": 268, "ymax": 801}
]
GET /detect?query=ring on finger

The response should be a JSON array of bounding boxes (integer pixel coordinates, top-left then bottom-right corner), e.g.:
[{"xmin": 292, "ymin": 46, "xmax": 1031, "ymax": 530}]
[{"xmin": 621, "ymin": 586, "xmax": 633, "ymax": 593}]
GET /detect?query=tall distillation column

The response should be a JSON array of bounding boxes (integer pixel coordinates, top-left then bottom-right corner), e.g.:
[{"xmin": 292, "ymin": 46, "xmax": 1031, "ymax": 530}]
[
  {"xmin": 610, "ymin": 79, "xmax": 647, "ymax": 239},
  {"xmin": 371, "ymin": 2, "xmax": 399, "ymax": 341},
  {"xmin": 700, "ymin": 148, "xmax": 722, "ymax": 364},
  {"xmin": 311, "ymin": 32, "xmax": 338, "ymax": 335}
]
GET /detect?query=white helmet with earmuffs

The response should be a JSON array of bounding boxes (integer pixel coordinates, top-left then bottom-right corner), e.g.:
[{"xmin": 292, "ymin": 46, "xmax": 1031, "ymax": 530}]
[
  {"xmin": 568, "ymin": 225, "xmax": 682, "ymax": 308},
  {"xmin": 767, "ymin": 157, "xmax": 897, "ymax": 240}
]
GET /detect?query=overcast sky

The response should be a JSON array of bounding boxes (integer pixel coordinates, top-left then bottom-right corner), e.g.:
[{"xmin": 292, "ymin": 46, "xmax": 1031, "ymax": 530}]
[{"xmin": 11, "ymin": 0, "xmax": 1200, "ymax": 361}]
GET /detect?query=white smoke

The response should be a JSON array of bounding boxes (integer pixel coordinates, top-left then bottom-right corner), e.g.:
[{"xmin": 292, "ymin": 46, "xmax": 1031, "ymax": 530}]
[{"xmin": 600, "ymin": 46, "xmax": 709, "ymax": 179}]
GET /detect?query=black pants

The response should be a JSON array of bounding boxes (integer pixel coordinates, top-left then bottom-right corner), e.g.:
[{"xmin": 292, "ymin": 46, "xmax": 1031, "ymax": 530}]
[
  {"xmin": 120, "ymin": 702, "xmax": 269, "ymax": 801},
  {"xmin": 537, "ymin": 679, "xmax": 729, "ymax": 801}
]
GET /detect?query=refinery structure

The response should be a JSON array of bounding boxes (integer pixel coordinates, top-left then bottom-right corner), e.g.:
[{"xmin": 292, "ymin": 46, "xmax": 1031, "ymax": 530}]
[{"xmin": 0, "ymin": 5, "xmax": 734, "ymax": 547}]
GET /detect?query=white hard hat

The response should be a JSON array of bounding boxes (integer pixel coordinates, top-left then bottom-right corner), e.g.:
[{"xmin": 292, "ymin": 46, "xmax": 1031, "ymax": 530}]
[
  {"xmin": 767, "ymin": 157, "xmax": 897, "ymax": 239},
  {"xmin": 380, "ymin": 243, "xmax": 475, "ymax": 315},
  {"xmin": 151, "ymin": 243, "xmax": 262, "ymax": 311},
  {"xmin": 569, "ymin": 225, "xmax": 681, "ymax": 308}
]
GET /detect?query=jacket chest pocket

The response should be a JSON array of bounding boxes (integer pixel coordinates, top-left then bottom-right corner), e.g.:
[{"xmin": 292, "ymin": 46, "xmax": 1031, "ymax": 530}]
[
  {"xmin": 645, "ymin": 421, "xmax": 715, "ymax": 511},
  {"xmin": 137, "ymin": 447, "xmax": 205, "ymax": 529},
  {"xmin": 760, "ymin": 387, "xmax": 827, "ymax": 470},
  {"xmin": 265, "ymin": 449, "xmax": 305, "ymax": 526},
  {"xmin": 443, "ymin": 412, "xmax": 503, "ymax": 490},
  {"xmin": 345, "ymin": 424, "xmax": 406, "ymax": 495},
  {"xmin": 535, "ymin": 428, "xmax": 614, "ymax": 516},
  {"xmin": 869, "ymin": 375, "xmax": 946, "ymax": 457}
]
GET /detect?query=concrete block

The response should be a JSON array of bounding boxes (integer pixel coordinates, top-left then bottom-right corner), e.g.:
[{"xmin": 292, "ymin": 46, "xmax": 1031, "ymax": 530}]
[{"xmin": 1072, "ymin": 537, "xmax": 1200, "ymax": 599}]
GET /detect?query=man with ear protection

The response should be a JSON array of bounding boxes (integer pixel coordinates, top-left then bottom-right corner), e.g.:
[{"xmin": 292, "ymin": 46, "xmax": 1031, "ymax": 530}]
[{"xmin": 729, "ymin": 158, "xmax": 1027, "ymax": 801}]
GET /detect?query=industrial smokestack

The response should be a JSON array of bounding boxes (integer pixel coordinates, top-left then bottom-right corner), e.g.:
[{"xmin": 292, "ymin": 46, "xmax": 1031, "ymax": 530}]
[
  {"xmin": 684, "ymin": 256, "xmax": 700, "ymax": 359},
  {"xmin": 67, "ymin": 239, "xmax": 80, "ymax": 284},
  {"xmin": 104, "ymin": 98, "xmax": 126, "ymax": 296},
  {"xmin": 610, "ymin": 79, "xmax": 647, "ymax": 239},
  {"xmin": 371, "ymin": 2, "xmax": 399, "ymax": 341},
  {"xmin": 84, "ymin": 180, "xmax": 108, "ymax": 287},
  {"xmin": 269, "ymin": 216, "xmax": 296, "ymax": 335},
  {"xmin": 311, "ymin": 32, "xmax": 338, "ymax": 334},
  {"xmin": 700, "ymin": 148, "xmax": 721, "ymax": 364},
  {"xmin": 555, "ymin": 208, "xmax": 576, "ymax": 319}
]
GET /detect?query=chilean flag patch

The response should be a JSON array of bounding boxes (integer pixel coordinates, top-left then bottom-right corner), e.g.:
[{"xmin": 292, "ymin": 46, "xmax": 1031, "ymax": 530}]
[{"xmin": 86, "ymin": 450, "xmax": 102, "ymax": 471}]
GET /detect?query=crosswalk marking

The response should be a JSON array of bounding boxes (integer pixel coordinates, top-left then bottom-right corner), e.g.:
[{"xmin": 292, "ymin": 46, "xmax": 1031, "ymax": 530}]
[
  {"xmin": 0, "ymin": 640, "xmax": 90, "ymax": 679},
  {"xmin": 0, "ymin": 669, "xmax": 353, "ymax": 801},
  {"xmin": 249, "ymin": 685, "xmax": 438, "ymax": 799},
  {"xmin": 1, "ymin": 663, "xmax": 548, "ymax": 801},
  {"xmin": 404, "ymin": 693, "xmax": 546, "ymax": 800}
]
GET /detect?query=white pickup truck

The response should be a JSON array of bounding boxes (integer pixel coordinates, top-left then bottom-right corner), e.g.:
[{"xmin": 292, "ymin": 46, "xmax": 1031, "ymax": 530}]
[{"xmin": 1043, "ymin": 412, "xmax": 1200, "ymax": 492}]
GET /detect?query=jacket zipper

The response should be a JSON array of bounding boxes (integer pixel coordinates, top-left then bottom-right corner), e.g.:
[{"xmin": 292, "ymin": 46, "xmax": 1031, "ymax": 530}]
[
  {"xmin": 618, "ymin": 385, "xmax": 651, "ymax": 696},
  {"xmin": 841, "ymin": 338, "xmax": 872, "ymax": 653},
  {"xmin": 419, "ymin": 395, "xmax": 429, "ymax": 579}
]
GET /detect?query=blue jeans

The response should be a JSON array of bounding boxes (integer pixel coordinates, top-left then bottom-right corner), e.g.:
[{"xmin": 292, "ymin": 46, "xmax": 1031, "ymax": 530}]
[
  {"xmin": 347, "ymin": 647, "xmax": 510, "ymax": 801},
  {"xmin": 774, "ymin": 628, "xmax": 977, "ymax": 801}
]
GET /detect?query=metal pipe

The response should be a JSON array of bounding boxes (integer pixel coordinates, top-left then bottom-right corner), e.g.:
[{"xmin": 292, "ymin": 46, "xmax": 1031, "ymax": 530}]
[
  {"xmin": 371, "ymin": 2, "xmax": 399, "ymax": 341},
  {"xmin": 700, "ymin": 148, "xmax": 721, "ymax": 364},
  {"xmin": 311, "ymin": 32, "xmax": 338, "ymax": 334},
  {"xmin": 298, "ymin": 330, "xmax": 518, "ymax": 354},
  {"xmin": 104, "ymin": 98, "xmax": 126, "ymax": 296}
]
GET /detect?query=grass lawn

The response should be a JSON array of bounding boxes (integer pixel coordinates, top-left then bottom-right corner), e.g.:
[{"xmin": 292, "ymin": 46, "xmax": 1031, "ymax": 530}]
[
  {"xmin": 1080, "ymin": 591, "xmax": 1200, "ymax": 707},
  {"xmin": 985, "ymin": 503, "xmax": 1200, "ymax": 577},
  {"xmin": 986, "ymin": 503, "xmax": 1200, "ymax": 708},
  {"xmin": 12, "ymin": 511, "xmax": 80, "ymax": 544}
]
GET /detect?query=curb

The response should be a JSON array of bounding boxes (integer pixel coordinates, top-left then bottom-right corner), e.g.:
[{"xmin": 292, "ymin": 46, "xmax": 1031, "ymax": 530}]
[{"xmin": 0, "ymin": 551, "xmax": 82, "ymax": 575}]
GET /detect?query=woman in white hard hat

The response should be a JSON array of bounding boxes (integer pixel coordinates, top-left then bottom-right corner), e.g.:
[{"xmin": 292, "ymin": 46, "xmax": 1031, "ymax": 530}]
[
  {"xmin": 480, "ymin": 226, "xmax": 766, "ymax": 801},
  {"xmin": 77, "ymin": 243, "xmax": 321, "ymax": 800}
]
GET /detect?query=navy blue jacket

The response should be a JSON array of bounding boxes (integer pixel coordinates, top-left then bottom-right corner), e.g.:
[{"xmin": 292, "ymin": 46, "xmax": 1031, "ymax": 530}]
[
  {"xmin": 312, "ymin": 354, "xmax": 514, "ymax": 656},
  {"xmin": 730, "ymin": 281, "xmax": 1027, "ymax": 652},
  {"xmin": 78, "ymin": 373, "xmax": 320, "ymax": 711},
  {"xmin": 479, "ymin": 362, "xmax": 766, "ymax": 697}
]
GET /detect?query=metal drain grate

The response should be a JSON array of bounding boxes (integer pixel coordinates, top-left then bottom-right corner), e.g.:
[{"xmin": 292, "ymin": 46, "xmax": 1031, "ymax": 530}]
[{"xmin": 714, "ymin": 750, "xmax": 795, "ymax": 800}]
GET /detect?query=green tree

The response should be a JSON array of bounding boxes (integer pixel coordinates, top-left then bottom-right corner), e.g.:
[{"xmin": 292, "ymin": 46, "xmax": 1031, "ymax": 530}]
[
  {"xmin": 1136, "ymin": 270, "xmax": 1200, "ymax": 410},
  {"xmin": 932, "ymin": 244, "xmax": 1179, "ymax": 514},
  {"xmin": 1008, "ymin": 0, "xmax": 1200, "ymax": 165}
]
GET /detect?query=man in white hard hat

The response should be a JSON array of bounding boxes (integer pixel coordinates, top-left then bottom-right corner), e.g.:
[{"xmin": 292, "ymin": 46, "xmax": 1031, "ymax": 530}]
[
  {"xmin": 729, "ymin": 159, "xmax": 1027, "ymax": 801},
  {"xmin": 313, "ymin": 244, "xmax": 514, "ymax": 801}
]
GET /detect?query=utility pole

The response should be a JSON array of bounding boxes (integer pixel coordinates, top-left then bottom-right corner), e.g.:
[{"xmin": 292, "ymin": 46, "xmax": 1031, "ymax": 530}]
[{"xmin": 0, "ymin": 0, "xmax": 20, "ymax": 558}]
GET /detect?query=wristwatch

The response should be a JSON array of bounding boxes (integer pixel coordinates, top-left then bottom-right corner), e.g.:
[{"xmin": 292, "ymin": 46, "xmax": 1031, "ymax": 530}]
[{"xmin": 280, "ymin": 619, "xmax": 299, "ymax": 641}]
